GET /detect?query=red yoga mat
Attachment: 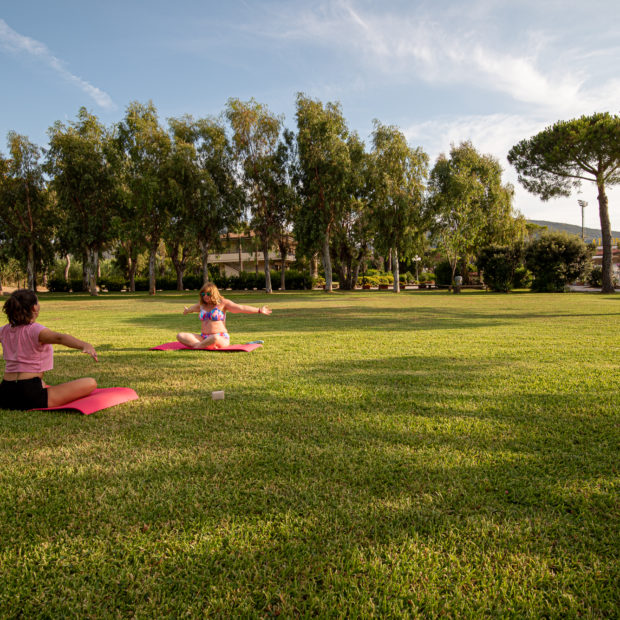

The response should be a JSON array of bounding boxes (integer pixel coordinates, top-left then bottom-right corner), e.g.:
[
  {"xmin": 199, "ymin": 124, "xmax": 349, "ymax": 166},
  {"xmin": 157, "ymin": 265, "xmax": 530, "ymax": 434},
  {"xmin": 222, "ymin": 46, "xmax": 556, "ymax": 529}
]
[
  {"xmin": 31, "ymin": 387, "xmax": 138, "ymax": 415},
  {"xmin": 150, "ymin": 342, "xmax": 263, "ymax": 352}
]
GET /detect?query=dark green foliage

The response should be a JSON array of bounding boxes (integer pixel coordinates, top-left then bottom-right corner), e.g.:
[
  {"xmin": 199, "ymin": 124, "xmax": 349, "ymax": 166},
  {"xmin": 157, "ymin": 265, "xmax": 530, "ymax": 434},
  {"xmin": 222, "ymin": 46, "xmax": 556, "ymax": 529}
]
[
  {"xmin": 477, "ymin": 244, "xmax": 523, "ymax": 292},
  {"xmin": 183, "ymin": 274, "xmax": 203, "ymax": 290},
  {"xmin": 46, "ymin": 277, "xmax": 70, "ymax": 293},
  {"xmin": 525, "ymin": 232, "xmax": 592, "ymax": 292},
  {"xmin": 512, "ymin": 266, "xmax": 533, "ymax": 289},
  {"xmin": 69, "ymin": 278, "xmax": 85, "ymax": 292},
  {"xmin": 588, "ymin": 266, "xmax": 602, "ymax": 287},
  {"xmin": 434, "ymin": 260, "xmax": 453, "ymax": 286},
  {"xmin": 98, "ymin": 276, "xmax": 126, "ymax": 292},
  {"xmin": 282, "ymin": 269, "xmax": 312, "ymax": 290}
]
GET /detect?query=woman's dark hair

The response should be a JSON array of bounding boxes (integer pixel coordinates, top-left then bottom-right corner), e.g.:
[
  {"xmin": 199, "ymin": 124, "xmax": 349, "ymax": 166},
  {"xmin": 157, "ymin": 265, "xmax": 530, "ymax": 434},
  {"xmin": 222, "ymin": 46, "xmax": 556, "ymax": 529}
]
[{"xmin": 3, "ymin": 289, "xmax": 38, "ymax": 326}]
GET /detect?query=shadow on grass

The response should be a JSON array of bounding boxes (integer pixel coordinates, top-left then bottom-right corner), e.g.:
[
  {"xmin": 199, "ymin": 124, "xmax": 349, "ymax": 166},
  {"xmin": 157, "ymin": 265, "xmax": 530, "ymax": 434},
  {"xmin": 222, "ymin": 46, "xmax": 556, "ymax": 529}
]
[{"xmin": 2, "ymin": 335, "xmax": 618, "ymax": 615}]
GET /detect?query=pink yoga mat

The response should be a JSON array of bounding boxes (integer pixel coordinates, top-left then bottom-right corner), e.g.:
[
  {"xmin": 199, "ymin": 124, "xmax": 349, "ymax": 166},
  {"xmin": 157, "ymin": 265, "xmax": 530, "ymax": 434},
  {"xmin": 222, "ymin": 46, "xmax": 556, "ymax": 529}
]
[
  {"xmin": 31, "ymin": 387, "xmax": 138, "ymax": 415},
  {"xmin": 150, "ymin": 342, "xmax": 262, "ymax": 352}
]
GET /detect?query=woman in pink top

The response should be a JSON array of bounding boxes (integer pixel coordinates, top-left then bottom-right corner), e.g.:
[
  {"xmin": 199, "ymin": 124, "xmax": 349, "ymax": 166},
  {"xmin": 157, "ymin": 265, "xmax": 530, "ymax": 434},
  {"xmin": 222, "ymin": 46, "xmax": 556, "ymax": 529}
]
[{"xmin": 0, "ymin": 289, "xmax": 98, "ymax": 410}]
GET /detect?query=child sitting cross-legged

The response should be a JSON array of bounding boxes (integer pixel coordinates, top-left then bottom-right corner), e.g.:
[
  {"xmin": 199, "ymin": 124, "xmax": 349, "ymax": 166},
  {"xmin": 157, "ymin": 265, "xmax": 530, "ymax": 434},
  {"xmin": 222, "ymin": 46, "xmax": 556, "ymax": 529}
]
[{"xmin": 0, "ymin": 289, "xmax": 98, "ymax": 410}]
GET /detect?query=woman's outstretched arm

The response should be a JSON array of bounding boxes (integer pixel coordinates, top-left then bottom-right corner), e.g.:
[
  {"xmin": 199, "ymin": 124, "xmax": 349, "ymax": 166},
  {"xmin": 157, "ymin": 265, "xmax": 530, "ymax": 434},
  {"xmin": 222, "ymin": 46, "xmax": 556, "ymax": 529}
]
[{"xmin": 222, "ymin": 299, "xmax": 272, "ymax": 315}]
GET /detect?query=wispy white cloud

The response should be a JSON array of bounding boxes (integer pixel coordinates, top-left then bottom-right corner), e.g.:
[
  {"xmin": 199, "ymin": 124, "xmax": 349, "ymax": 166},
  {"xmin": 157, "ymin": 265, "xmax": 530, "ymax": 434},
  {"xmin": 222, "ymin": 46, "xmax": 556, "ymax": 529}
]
[
  {"xmin": 260, "ymin": 1, "xmax": 619, "ymax": 117},
  {"xmin": 0, "ymin": 19, "xmax": 115, "ymax": 110}
]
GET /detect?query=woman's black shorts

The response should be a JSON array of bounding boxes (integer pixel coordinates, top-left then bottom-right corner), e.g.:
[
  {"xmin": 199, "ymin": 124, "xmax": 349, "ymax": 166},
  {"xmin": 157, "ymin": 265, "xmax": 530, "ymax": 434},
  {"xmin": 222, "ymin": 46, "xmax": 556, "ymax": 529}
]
[{"xmin": 0, "ymin": 377, "xmax": 48, "ymax": 410}]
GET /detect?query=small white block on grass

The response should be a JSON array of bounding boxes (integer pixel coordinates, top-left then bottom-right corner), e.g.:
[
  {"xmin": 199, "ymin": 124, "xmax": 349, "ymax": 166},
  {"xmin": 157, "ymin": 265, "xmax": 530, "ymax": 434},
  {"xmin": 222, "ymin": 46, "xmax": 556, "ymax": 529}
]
[{"xmin": 211, "ymin": 390, "xmax": 225, "ymax": 400}]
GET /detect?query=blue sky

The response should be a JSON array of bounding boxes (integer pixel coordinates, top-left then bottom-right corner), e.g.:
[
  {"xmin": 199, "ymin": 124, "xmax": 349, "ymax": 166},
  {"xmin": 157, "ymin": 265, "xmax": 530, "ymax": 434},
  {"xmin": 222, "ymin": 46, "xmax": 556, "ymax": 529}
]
[{"xmin": 2, "ymin": 0, "xmax": 619, "ymax": 230}]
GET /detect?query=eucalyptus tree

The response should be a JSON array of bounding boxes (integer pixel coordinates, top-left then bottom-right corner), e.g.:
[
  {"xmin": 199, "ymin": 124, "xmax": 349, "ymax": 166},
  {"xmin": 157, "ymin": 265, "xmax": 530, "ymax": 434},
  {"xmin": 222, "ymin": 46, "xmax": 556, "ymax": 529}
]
[
  {"xmin": 508, "ymin": 112, "xmax": 620, "ymax": 293},
  {"xmin": 225, "ymin": 98, "xmax": 287, "ymax": 294},
  {"xmin": 189, "ymin": 116, "xmax": 243, "ymax": 284},
  {"xmin": 165, "ymin": 117, "xmax": 201, "ymax": 289},
  {"xmin": 117, "ymin": 101, "xmax": 172, "ymax": 295},
  {"xmin": 369, "ymin": 121, "xmax": 428, "ymax": 292},
  {"xmin": 426, "ymin": 141, "xmax": 515, "ymax": 286},
  {"xmin": 47, "ymin": 109, "xmax": 120, "ymax": 296},
  {"xmin": 111, "ymin": 160, "xmax": 142, "ymax": 292},
  {"xmin": 274, "ymin": 129, "xmax": 300, "ymax": 291},
  {"xmin": 294, "ymin": 93, "xmax": 351, "ymax": 292},
  {"xmin": 0, "ymin": 133, "xmax": 52, "ymax": 290},
  {"xmin": 330, "ymin": 132, "xmax": 373, "ymax": 290}
]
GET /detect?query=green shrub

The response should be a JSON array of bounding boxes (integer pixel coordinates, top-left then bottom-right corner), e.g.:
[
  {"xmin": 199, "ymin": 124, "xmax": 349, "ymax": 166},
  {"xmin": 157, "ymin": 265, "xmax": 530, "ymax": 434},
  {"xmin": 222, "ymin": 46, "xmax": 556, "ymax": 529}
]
[
  {"xmin": 69, "ymin": 279, "xmax": 85, "ymax": 292},
  {"xmin": 101, "ymin": 277, "xmax": 126, "ymax": 292},
  {"xmin": 513, "ymin": 266, "xmax": 532, "ymax": 289},
  {"xmin": 47, "ymin": 277, "xmax": 70, "ymax": 293},
  {"xmin": 434, "ymin": 261, "xmax": 453, "ymax": 286},
  {"xmin": 183, "ymin": 274, "xmax": 203, "ymax": 290},
  {"xmin": 588, "ymin": 266, "xmax": 602, "ymax": 287},
  {"xmin": 357, "ymin": 275, "xmax": 380, "ymax": 287},
  {"xmin": 155, "ymin": 277, "xmax": 178, "ymax": 291},
  {"xmin": 283, "ymin": 270, "xmax": 312, "ymax": 290},
  {"xmin": 526, "ymin": 232, "xmax": 592, "ymax": 292},
  {"xmin": 477, "ymin": 244, "xmax": 523, "ymax": 292}
]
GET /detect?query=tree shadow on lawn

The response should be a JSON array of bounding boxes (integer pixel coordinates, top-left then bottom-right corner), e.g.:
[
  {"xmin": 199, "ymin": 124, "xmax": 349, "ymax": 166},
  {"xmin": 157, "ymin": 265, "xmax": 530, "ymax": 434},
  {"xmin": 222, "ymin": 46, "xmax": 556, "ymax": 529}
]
[
  {"xmin": 5, "ymin": 353, "xmax": 617, "ymax": 567},
  {"xmin": 120, "ymin": 308, "xmax": 526, "ymax": 336},
  {"xmin": 5, "ymin": 393, "xmax": 616, "ymax": 617},
  {"xmin": 120, "ymin": 295, "xmax": 619, "ymax": 337}
]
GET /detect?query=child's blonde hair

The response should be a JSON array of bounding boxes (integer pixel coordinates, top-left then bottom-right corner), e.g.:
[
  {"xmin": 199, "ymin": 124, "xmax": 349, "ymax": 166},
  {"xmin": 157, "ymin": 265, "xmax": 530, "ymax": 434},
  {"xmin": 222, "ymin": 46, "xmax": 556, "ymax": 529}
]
[{"xmin": 199, "ymin": 282, "xmax": 223, "ymax": 306}]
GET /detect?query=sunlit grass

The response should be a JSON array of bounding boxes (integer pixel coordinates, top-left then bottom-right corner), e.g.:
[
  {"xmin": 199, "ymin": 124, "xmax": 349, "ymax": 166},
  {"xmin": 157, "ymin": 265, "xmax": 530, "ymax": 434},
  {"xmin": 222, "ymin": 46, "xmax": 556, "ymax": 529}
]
[{"xmin": 0, "ymin": 289, "xmax": 618, "ymax": 617}]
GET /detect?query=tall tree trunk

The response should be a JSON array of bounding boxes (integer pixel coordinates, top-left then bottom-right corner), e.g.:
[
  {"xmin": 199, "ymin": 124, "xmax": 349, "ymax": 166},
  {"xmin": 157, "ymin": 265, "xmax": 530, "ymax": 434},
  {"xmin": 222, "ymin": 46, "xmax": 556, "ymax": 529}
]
[
  {"xmin": 82, "ymin": 249, "xmax": 88, "ymax": 290},
  {"xmin": 311, "ymin": 253, "xmax": 319, "ymax": 279},
  {"xmin": 129, "ymin": 261, "xmax": 138, "ymax": 293},
  {"xmin": 280, "ymin": 246, "xmax": 287, "ymax": 291},
  {"xmin": 170, "ymin": 244, "xmax": 185, "ymax": 291},
  {"xmin": 125, "ymin": 241, "xmax": 137, "ymax": 292},
  {"xmin": 87, "ymin": 247, "xmax": 98, "ymax": 296},
  {"xmin": 173, "ymin": 261, "xmax": 184, "ymax": 291},
  {"xmin": 263, "ymin": 237, "xmax": 272, "ymax": 294},
  {"xmin": 238, "ymin": 237, "xmax": 243, "ymax": 274},
  {"xmin": 347, "ymin": 259, "xmax": 354, "ymax": 290},
  {"xmin": 64, "ymin": 254, "xmax": 71, "ymax": 281},
  {"xmin": 322, "ymin": 234, "xmax": 333, "ymax": 292},
  {"xmin": 338, "ymin": 263, "xmax": 347, "ymax": 290},
  {"xmin": 199, "ymin": 239, "xmax": 210, "ymax": 284},
  {"xmin": 27, "ymin": 242, "xmax": 36, "ymax": 291},
  {"xmin": 392, "ymin": 247, "xmax": 400, "ymax": 293},
  {"xmin": 148, "ymin": 242, "xmax": 157, "ymax": 296},
  {"xmin": 597, "ymin": 181, "xmax": 615, "ymax": 293}
]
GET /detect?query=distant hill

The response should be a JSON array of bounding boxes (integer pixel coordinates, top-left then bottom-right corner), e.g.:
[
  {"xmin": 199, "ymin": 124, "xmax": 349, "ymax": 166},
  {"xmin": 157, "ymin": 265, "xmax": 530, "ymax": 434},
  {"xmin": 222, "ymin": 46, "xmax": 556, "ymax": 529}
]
[{"xmin": 528, "ymin": 220, "xmax": 620, "ymax": 244}]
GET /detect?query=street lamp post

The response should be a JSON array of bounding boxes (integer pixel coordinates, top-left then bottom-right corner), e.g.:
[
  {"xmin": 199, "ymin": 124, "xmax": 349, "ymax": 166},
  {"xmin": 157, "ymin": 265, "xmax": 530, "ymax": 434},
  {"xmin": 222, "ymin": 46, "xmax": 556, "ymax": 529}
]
[
  {"xmin": 413, "ymin": 255, "xmax": 421, "ymax": 282},
  {"xmin": 577, "ymin": 200, "xmax": 588, "ymax": 240}
]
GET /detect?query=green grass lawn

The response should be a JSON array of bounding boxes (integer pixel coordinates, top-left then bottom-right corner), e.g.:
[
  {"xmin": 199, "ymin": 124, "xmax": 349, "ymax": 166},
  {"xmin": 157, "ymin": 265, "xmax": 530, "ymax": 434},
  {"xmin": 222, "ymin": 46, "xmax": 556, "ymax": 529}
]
[{"xmin": 0, "ymin": 289, "xmax": 618, "ymax": 618}]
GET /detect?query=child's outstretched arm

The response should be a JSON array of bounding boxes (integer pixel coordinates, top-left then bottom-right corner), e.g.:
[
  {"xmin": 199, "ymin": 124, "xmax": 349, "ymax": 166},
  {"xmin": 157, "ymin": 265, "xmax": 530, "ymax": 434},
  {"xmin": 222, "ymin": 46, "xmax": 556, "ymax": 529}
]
[
  {"xmin": 183, "ymin": 303, "xmax": 201, "ymax": 315},
  {"xmin": 39, "ymin": 329, "xmax": 98, "ymax": 361}
]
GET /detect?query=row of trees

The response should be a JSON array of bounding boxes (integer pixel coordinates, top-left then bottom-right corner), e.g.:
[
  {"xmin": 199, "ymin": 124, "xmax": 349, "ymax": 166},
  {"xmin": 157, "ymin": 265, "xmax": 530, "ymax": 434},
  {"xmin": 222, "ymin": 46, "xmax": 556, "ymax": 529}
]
[{"xmin": 1, "ymin": 97, "xmax": 617, "ymax": 294}]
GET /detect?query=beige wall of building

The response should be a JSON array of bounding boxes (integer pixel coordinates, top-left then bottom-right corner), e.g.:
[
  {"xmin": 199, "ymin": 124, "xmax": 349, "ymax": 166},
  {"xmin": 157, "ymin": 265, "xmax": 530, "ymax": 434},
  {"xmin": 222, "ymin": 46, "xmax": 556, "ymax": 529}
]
[{"xmin": 210, "ymin": 233, "xmax": 296, "ymax": 277}]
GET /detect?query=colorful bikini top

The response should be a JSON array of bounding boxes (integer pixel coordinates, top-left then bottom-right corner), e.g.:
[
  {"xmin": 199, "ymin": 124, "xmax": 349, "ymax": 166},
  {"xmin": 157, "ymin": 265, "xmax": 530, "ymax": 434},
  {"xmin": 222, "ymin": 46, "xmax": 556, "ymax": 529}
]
[{"xmin": 199, "ymin": 306, "xmax": 225, "ymax": 322}]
